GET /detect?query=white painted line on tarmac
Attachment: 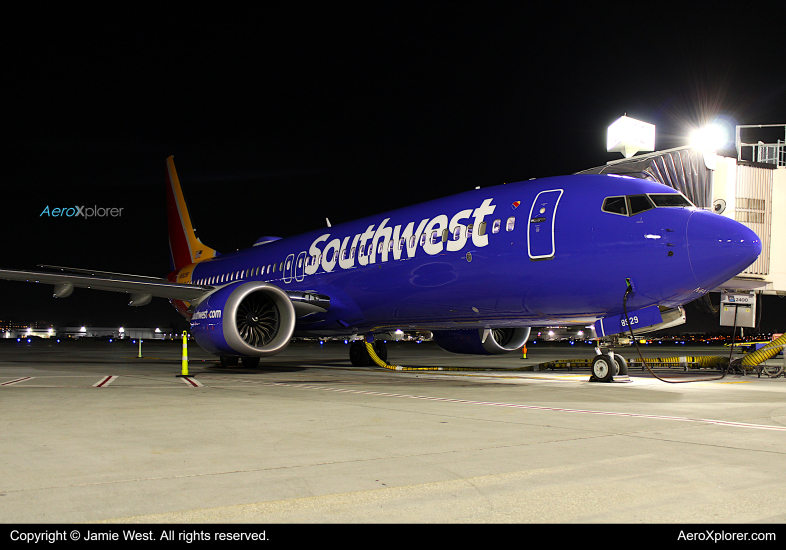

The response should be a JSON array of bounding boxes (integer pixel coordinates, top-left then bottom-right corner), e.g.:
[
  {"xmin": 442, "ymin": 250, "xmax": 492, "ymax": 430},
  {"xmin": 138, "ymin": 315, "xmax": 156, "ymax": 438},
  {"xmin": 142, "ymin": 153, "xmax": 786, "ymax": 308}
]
[
  {"xmin": 93, "ymin": 376, "xmax": 118, "ymax": 387},
  {"xmin": 257, "ymin": 381, "xmax": 786, "ymax": 433}
]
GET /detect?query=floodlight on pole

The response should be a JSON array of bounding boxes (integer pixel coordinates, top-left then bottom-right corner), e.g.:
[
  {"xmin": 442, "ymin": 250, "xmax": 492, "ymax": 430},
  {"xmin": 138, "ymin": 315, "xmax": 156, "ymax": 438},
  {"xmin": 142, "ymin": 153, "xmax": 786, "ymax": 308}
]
[
  {"xmin": 607, "ymin": 116, "xmax": 655, "ymax": 158},
  {"xmin": 689, "ymin": 123, "xmax": 728, "ymax": 152}
]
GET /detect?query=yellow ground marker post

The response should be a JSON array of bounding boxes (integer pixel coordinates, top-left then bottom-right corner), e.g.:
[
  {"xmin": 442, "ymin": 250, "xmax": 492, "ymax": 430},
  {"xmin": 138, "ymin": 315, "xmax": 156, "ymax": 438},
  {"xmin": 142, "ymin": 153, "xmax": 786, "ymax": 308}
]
[{"xmin": 176, "ymin": 331, "xmax": 191, "ymax": 378}]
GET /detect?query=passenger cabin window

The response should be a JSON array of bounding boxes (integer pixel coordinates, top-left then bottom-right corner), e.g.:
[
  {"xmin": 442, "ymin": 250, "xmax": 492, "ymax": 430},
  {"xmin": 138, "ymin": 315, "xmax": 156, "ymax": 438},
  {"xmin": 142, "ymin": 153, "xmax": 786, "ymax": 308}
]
[
  {"xmin": 492, "ymin": 219, "xmax": 501, "ymax": 234},
  {"xmin": 478, "ymin": 221, "xmax": 486, "ymax": 236},
  {"xmin": 506, "ymin": 217, "xmax": 515, "ymax": 231}
]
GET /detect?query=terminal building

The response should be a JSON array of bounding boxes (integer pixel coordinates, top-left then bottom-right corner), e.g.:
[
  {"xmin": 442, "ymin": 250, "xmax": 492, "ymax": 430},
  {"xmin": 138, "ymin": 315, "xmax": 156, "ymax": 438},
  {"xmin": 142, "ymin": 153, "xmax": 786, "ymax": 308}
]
[
  {"xmin": 1, "ymin": 324, "xmax": 175, "ymax": 340},
  {"xmin": 56, "ymin": 327, "xmax": 175, "ymax": 339}
]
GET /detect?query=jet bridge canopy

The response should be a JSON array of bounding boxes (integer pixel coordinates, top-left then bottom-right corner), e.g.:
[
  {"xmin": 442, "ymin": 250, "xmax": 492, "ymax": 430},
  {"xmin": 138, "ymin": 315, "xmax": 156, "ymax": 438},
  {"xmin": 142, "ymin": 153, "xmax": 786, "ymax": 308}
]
[{"xmin": 576, "ymin": 146, "xmax": 714, "ymax": 208}]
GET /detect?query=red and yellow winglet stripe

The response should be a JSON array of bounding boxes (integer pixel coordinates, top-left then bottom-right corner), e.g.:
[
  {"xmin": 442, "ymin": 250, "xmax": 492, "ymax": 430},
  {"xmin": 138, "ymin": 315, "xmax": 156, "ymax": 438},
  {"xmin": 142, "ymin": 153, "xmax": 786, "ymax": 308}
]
[{"xmin": 165, "ymin": 156, "xmax": 218, "ymax": 271}]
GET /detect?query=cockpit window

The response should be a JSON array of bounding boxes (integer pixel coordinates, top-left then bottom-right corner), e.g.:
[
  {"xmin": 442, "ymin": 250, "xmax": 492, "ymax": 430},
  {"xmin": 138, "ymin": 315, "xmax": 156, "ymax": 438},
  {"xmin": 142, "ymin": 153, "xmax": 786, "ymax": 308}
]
[
  {"xmin": 648, "ymin": 193, "xmax": 693, "ymax": 207},
  {"xmin": 603, "ymin": 192, "xmax": 693, "ymax": 217},
  {"xmin": 628, "ymin": 194, "xmax": 654, "ymax": 215},
  {"xmin": 602, "ymin": 196, "xmax": 627, "ymax": 216}
]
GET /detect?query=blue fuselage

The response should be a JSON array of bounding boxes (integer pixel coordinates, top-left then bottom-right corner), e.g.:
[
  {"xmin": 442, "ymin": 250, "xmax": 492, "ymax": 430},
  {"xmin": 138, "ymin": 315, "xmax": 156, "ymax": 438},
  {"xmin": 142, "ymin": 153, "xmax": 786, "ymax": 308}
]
[{"xmin": 180, "ymin": 174, "xmax": 760, "ymax": 335}]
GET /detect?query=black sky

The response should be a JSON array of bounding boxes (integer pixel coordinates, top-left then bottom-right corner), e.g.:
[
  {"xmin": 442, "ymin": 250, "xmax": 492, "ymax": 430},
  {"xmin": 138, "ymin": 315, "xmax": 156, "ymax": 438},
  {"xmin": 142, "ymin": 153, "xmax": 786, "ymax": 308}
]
[{"xmin": 2, "ymin": 6, "xmax": 785, "ymax": 331}]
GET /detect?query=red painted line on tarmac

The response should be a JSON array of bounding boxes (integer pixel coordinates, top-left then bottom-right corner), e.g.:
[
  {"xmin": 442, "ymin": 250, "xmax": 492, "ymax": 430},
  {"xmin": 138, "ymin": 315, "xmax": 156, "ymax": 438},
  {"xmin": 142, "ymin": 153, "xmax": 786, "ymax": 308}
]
[
  {"xmin": 93, "ymin": 376, "xmax": 118, "ymax": 388},
  {"xmin": 179, "ymin": 376, "xmax": 203, "ymax": 387},
  {"xmin": 1, "ymin": 377, "xmax": 32, "ymax": 386}
]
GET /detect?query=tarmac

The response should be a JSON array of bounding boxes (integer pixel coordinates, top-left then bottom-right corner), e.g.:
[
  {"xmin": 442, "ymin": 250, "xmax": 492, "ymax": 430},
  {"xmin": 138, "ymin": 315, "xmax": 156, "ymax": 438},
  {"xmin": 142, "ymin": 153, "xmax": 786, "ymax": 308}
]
[{"xmin": 2, "ymin": 337, "xmax": 786, "ymax": 524}]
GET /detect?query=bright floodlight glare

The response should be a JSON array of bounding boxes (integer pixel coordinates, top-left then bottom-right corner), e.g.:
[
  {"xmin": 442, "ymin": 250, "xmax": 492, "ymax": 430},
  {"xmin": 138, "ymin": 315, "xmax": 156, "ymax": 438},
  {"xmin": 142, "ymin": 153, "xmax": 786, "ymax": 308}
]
[
  {"xmin": 607, "ymin": 116, "xmax": 656, "ymax": 158},
  {"xmin": 689, "ymin": 123, "xmax": 728, "ymax": 151}
]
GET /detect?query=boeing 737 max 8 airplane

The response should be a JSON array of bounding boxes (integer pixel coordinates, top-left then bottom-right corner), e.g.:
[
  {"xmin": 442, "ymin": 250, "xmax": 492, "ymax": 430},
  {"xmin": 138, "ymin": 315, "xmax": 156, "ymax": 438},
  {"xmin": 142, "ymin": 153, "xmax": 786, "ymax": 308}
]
[{"xmin": 0, "ymin": 157, "xmax": 761, "ymax": 381}]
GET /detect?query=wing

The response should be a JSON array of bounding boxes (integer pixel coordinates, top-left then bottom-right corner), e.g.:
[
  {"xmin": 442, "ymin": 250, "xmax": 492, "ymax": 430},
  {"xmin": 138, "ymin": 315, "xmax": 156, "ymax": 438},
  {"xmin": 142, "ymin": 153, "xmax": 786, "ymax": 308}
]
[{"xmin": 0, "ymin": 266, "xmax": 212, "ymax": 303}]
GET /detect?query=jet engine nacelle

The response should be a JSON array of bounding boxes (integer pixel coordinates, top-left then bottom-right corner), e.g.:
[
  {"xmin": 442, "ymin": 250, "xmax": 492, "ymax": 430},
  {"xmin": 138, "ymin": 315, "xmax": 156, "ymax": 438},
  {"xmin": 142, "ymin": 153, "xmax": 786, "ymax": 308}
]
[
  {"xmin": 190, "ymin": 281, "xmax": 296, "ymax": 357},
  {"xmin": 431, "ymin": 327, "xmax": 531, "ymax": 355}
]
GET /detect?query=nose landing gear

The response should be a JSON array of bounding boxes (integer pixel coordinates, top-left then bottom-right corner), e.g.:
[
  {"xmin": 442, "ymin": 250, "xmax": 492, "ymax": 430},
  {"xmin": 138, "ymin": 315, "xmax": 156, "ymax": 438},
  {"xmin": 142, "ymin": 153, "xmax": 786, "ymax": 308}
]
[{"xmin": 590, "ymin": 349, "xmax": 629, "ymax": 383}]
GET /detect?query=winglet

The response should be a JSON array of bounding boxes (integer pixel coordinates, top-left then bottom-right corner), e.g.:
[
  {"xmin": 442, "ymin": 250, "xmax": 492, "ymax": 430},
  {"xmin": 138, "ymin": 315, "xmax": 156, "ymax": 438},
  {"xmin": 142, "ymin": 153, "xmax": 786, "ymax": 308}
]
[{"xmin": 165, "ymin": 156, "xmax": 218, "ymax": 271}]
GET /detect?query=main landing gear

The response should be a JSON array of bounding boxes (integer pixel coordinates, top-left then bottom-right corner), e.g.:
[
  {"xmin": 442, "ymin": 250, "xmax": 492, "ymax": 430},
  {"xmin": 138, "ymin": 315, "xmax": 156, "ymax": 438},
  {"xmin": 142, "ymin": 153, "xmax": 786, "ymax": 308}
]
[
  {"xmin": 219, "ymin": 356, "xmax": 260, "ymax": 368},
  {"xmin": 349, "ymin": 339, "xmax": 388, "ymax": 367}
]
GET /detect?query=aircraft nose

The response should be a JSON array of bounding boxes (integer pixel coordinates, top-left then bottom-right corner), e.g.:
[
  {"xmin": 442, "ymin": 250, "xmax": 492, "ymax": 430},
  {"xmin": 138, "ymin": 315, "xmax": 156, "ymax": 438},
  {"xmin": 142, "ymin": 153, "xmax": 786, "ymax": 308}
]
[{"xmin": 686, "ymin": 210, "xmax": 762, "ymax": 290}]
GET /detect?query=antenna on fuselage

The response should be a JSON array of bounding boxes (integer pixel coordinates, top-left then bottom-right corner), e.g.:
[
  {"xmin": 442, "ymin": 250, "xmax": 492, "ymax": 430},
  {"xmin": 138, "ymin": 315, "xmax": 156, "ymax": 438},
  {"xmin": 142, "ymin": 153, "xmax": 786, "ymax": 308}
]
[{"xmin": 326, "ymin": 218, "xmax": 332, "ymax": 227}]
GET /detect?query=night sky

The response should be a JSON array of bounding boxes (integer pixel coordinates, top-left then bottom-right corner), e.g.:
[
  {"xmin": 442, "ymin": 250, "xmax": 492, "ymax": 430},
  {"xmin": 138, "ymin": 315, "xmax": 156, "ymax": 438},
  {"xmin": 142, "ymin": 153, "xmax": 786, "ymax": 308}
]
[{"xmin": 2, "ymin": 7, "xmax": 785, "ymax": 332}]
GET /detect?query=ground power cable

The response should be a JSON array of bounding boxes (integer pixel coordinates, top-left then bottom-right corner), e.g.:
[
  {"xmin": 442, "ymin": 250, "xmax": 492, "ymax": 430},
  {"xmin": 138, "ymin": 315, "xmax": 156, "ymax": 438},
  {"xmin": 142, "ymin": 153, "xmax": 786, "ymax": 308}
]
[
  {"xmin": 622, "ymin": 280, "xmax": 734, "ymax": 384},
  {"xmin": 363, "ymin": 338, "xmax": 532, "ymax": 372}
]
